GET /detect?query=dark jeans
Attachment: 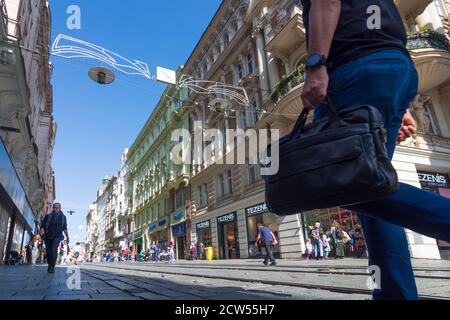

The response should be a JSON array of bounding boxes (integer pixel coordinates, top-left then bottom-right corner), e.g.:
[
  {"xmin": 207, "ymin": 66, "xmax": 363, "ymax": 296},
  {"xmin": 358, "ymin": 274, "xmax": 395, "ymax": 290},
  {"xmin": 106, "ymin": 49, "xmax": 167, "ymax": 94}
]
[
  {"xmin": 314, "ymin": 50, "xmax": 450, "ymax": 300},
  {"xmin": 263, "ymin": 241, "xmax": 276, "ymax": 264},
  {"xmin": 45, "ymin": 237, "xmax": 62, "ymax": 269}
]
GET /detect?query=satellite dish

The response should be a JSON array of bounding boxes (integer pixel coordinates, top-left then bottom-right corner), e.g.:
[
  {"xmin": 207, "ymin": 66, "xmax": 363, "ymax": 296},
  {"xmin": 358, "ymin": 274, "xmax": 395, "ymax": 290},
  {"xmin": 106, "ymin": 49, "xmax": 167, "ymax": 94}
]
[{"xmin": 88, "ymin": 67, "xmax": 115, "ymax": 85}]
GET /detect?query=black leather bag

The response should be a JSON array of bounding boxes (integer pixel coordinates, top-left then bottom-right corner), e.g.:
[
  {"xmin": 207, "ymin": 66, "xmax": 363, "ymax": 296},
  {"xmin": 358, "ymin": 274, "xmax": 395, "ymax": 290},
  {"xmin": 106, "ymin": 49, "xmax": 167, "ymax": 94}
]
[{"xmin": 264, "ymin": 98, "xmax": 399, "ymax": 215}]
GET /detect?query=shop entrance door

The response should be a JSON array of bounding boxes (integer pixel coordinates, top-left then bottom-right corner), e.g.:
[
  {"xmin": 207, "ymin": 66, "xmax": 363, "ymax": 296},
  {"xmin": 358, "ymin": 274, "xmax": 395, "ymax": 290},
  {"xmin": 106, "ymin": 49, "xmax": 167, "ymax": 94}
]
[
  {"xmin": 176, "ymin": 236, "xmax": 185, "ymax": 260},
  {"xmin": 219, "ymin": 221, "xmax": 239, "ymax": 259}
]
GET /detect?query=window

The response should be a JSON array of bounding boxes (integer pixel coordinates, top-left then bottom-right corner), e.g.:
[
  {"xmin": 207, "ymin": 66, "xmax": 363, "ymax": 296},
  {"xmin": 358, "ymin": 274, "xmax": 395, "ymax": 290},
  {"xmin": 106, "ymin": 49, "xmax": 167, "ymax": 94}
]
[
  {"xmin": 238, "ymin": 64, "xmax": 243, "ymax": 79},
  {"xmin": 225, "ymin": 169, "xmax": 233, "ymax": 194},
  {"xmin": 247, "ymin": 54, "xmax": 253, "ymax": 74},
  {"xmin": 223, "ymin": 121, "xmax": 228, "ymax": 153},
  {"xmin": 247, "ymin": 164, "xmax": 261, "ymax": 185},
  {"xmin": 120, "ymin": 184, "xmax": 123, "ymax": 194},
  {"xmin": 197, "ymin": 183, "xmax": 208, "ymax": 206},
  {"xmin": 175, "ymin": 188, "xmax": 184, "ymax": 209},
  {"xmin": 157, "ymin": 203, "xmax": 161, "ymax": 218},
  {"xmin": 118, "ymin": 220, "xmax": 122, "ymax": 232},
  {"xmin": 223, "ymin": 33, "xmax": 229, "ymax": 46},
  {"xmin": 164, "ymin": 199, "xmax": 168, "ymax": 216},
  {"xmin": 217, "ymin": 173, "xmax": 225, "ymax": 198},
  {"xmin": 245, "ymin": 101, "xmax": 258, "ymax": 129},
  {"xmin": 203, "ymin": 64, "xmax": 208, "ymax": 75}
]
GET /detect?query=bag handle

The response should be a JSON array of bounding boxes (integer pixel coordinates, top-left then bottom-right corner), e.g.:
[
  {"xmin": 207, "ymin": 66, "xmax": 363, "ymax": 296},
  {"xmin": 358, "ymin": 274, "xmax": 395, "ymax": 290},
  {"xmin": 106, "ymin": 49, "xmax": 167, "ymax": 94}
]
[{"xmin": 291, "ymin": 96, "xmax": 341, "ymax": 137}]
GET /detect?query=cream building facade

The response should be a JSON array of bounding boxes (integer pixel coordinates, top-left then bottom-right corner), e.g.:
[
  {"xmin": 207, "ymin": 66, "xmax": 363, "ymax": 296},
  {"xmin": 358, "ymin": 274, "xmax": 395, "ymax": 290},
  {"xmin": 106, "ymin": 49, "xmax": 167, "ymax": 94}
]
[{"xmin": 0, "ymin": 0, "xmax": 56, "ymax": 262}]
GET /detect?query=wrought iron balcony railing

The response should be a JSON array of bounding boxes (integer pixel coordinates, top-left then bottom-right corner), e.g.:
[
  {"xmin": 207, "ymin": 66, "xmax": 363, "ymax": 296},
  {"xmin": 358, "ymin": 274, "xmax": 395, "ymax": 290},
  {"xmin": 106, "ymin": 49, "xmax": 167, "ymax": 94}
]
[
  {"xmin": 270, "ymin": 64, "xmax": 305, "ymax": 104},
  {"xmin": 406, "ymin": 31, "xmax": 450, "ymax": 52}
]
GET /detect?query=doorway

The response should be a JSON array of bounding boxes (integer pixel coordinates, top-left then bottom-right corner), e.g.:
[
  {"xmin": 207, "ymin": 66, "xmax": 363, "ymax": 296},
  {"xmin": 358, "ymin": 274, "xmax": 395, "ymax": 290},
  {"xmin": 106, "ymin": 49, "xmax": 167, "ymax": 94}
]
[{"xmin": 218, "ymin": 220, "xmax": 239, "ymax": 259}]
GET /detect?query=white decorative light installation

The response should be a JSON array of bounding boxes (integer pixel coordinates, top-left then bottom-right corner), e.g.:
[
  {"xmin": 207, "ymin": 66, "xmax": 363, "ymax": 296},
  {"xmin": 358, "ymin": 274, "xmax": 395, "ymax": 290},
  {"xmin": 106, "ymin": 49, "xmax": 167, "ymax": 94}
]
[
  {"xmin": 51, "ymin": 34, "xmax": 250, "ymax": 106},
  {"xmin": 51, "ymin": 34, "xmax": 152, "ymax": 80},
  {"xmin": 177, "ymin": 75, "xmax": 250, "ymax": 107}
]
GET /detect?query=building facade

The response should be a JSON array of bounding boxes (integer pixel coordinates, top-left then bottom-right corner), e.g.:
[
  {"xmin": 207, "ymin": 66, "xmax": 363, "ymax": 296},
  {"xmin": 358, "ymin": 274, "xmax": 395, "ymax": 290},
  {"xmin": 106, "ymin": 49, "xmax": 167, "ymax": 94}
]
[
  {"xmin": 84, "ymin": 0, "xmax": 450, "ymax": 261},
  {"xmin": 0, "ymin": 0, "xmax": 56, "ymax": 262},
  {"xmin": 127, "ymin": 73, "xmax": 190, "ymax": 258}
]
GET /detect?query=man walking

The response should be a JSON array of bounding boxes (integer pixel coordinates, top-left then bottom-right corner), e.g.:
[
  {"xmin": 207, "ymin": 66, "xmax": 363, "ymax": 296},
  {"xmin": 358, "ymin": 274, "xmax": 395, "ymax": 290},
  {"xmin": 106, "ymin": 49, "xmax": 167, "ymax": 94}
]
[
  {"xmin": 256, "ymin": 223, "xmax": 278, "ymax": 266},
  {"xmin": 40, "ymin": 203, "xmax": 69, "ymax": 273},
  {"xmin": 300, "ymin": 0, "xmax": 450, "ymax": 299}
]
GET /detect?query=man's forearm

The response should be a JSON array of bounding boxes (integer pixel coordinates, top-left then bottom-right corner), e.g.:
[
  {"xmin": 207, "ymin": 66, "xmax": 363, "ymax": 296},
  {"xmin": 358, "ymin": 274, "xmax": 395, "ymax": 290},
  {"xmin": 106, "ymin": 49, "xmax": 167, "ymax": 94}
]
[
  {"xmin": 64, "ymin": 230, "xmax": 69, "ymax": 240},
  {"xmin": 308, "ymin": 0, "xmax": 341, "ymax": 57}
]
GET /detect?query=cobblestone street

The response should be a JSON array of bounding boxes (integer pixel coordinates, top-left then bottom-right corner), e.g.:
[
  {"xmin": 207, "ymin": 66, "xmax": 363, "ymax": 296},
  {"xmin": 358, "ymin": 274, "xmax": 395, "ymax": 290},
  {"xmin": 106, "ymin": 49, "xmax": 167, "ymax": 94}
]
[{"xmin": 1, "ymin": 258, "xmax": 449, "ymax": 300}]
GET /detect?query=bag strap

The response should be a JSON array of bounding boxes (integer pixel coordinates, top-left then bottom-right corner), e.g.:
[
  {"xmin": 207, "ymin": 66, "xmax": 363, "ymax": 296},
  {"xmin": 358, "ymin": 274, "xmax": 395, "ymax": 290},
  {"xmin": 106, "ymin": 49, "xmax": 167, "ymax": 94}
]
[{"xmin": 291, "ymin": 96, "xmax": 342, "ymax": 137}]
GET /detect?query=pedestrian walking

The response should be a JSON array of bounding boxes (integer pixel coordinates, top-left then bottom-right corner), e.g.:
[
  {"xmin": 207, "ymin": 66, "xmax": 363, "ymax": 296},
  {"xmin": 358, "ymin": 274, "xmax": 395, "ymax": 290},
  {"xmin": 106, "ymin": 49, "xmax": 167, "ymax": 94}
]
[
  {"xmin": 255, "ymin": 223, "xmax": 278, "ymax": 266},
  {"xmin": 72, "ymin": 243, "xmax": 82, "ymax": 265},
  {"xmin": 40, "ymin": 203, "xmax": 69, "ymax": 273},
  {"xmin": 310, "ymin": 222, "xmax": 323, "ymax": 260},
  {"xmin": 31, "ymin": 235, "xmax": 42, "ymax": 266},
  {"xmin": 60, "ymin": 240, "xmax": 69, "ymax": 265},
  {"xmin": 300, "ymin": 0, "xmax": 450, "ymax": 298},
  {"xmin": 197, "ymin": 242, "xmax": 204, "ymax": 260},
  {"xmin": 168, "ymin": 242, "xmax": 175, "ymax": 264},
  {"xmin": 149, "ymin": 241, "xmax": 158, "ymax": 263},
  {"xmin": 322, "ymin": 234, "xmax": 331, "ymax": 259},
  {"xmin": 333, "ymin": 222, "xmax": 345, "ymax": 259},
  {"xmin": 190, "ymin": 242, "xmax": 197, "ymax": 260}
]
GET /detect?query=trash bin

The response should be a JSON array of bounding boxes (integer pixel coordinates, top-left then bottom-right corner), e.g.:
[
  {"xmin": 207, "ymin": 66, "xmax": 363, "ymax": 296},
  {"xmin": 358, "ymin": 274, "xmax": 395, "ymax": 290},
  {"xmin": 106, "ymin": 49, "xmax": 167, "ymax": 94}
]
[{"xmin": 205, "ymin": 247, "xmax": 213, "ymax": 261}]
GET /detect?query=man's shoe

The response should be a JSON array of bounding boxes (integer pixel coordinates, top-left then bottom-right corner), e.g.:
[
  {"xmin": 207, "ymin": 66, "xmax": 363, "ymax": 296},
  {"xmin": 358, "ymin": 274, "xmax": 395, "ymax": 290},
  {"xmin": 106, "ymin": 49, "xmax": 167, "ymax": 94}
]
[
  {"xmin": 263, "ymin": 261, "xmax": 268, "ymax": 266},
  {"xmin": 270, "ymin": 262, "xmax": 277, "ymax": 266},
  {"xmin": 49, "ymin": 267, "xmax": 55, "ymax": 274}
]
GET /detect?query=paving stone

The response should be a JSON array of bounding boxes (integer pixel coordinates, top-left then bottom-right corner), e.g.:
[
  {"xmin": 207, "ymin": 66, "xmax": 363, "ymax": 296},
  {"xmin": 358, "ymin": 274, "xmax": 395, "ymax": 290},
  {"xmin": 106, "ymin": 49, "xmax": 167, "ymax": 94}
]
[
  {"xmin": 107, "ymin": 280, "xmax": 138, "ymax": 290},
  {"xmin": 44, "ymin": 295, "xmax": 92, "ymax": 300},
  {"xmin": 132, "ymin": 292, "xmax": 170, "ymax": 300},
  {"xmin": 90, "ymin": 293, "xmax": 142, "ymax": 300}
]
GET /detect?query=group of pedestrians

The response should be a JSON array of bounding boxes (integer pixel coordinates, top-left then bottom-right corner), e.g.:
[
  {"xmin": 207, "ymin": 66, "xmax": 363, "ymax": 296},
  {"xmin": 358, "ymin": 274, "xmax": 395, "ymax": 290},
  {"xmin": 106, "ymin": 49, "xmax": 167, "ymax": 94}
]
[
  {"xmin": 104, "ymin": 241, "xmax": 176, "ymax": 264},
  {"xmin": 304, "ymin": 221, "xmax": 361, "ymax": 260}
]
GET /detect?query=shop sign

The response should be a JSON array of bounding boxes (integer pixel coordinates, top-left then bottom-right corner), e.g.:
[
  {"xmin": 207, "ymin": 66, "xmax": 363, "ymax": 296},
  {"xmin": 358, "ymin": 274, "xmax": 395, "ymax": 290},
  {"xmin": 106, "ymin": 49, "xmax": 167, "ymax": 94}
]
[
  {"xmin": 133, "ymin": 228, "xmax": 143, "ymax": 240},
  {"xmin": 196, "ymin": 220, "xmax": 210, "ymax": 230},
  {"xmin": 217, "ymin": 212, "xmax": 235, "ymax": 224},
  {"xmin": 171, "ymin": 211, "xmax": 186, "ymax": 225},
  {"xmin": 158, "ymin": 219, "xmax": 167, "ymax": 228},
  {"xmin": 245, "ymin": 202, "xmax": 269, "ymax": 217},
  {"xmin": 148, "ymin": 223, "xmax": 157, "ymax": 232},
  {"xmin": 418, "ymin": 172, "xmax": 450, "ymax": 188}
]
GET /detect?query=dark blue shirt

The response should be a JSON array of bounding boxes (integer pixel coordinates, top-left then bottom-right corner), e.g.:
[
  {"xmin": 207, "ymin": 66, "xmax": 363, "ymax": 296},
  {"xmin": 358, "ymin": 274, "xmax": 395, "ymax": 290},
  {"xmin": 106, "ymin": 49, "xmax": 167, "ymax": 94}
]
[
  {"xmin": 301, "ymin": 0, "xmax": 410, "ymax": 72},
  {"xmin": 259, "ymin": 227, "xmax": 273, "ymax": 242},
  {"xmin": 42, "ymin": 212, "xmax": 67, "ymax": 240}
]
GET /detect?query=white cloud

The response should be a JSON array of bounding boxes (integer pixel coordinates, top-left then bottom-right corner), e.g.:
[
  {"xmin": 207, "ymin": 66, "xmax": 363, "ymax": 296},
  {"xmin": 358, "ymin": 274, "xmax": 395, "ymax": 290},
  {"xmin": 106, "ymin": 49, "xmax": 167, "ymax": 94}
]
[{"xmin": 78, "ymin": 225, "xmax": 84, "ymax": 230}]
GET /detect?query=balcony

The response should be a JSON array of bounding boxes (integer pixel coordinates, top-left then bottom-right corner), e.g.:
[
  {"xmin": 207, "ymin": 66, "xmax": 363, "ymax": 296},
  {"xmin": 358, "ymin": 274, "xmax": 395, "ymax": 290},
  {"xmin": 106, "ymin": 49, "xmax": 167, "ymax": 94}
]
[
  {"xmin": 265, "ymin": 11, "xmax": 306, "ymax": 63},
  {"xmin": 407, "ymin": 31, "xmax": 450, "ymax": 92},
  {"xmin": 269, "ymin": 64, "xmax": 306, "ymax": 121},
  {"xmin": 395, "ymin": 0, "xmax": 433, "ymax": 20}
]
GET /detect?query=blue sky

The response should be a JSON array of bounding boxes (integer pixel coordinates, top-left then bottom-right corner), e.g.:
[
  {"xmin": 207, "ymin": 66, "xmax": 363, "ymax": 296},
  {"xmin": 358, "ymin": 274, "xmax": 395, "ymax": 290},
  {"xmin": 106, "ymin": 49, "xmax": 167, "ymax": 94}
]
[{"xmin": 50, "ymin": 0, "xmax": 221, "ymax": 243}]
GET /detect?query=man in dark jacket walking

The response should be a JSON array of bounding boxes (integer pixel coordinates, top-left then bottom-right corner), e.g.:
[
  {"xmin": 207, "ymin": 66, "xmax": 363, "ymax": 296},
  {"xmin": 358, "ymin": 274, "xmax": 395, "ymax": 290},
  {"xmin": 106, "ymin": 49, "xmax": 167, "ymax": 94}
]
[
  {"xmin": 300, "ymin": 0, "xmax": 450, "ymax": 299},
  {"xmin": 40, "ymin": 203, "xmax": 69, "ymax": 273}
]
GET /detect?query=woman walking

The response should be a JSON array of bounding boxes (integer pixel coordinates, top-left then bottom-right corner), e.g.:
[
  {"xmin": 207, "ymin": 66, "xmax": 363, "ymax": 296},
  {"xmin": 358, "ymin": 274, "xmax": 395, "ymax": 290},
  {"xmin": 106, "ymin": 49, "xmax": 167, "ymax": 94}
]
[{"xmin": 31, "ymin": 235, "xmax": 42, "ymax": 266}]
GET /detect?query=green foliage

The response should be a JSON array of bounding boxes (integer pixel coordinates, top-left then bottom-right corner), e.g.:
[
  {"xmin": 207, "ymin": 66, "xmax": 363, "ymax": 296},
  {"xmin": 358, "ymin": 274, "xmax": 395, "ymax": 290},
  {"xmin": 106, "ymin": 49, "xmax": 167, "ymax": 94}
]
[{"xmin": 270, "ymin": 64, "xmax": 305, "ymax": 104}]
